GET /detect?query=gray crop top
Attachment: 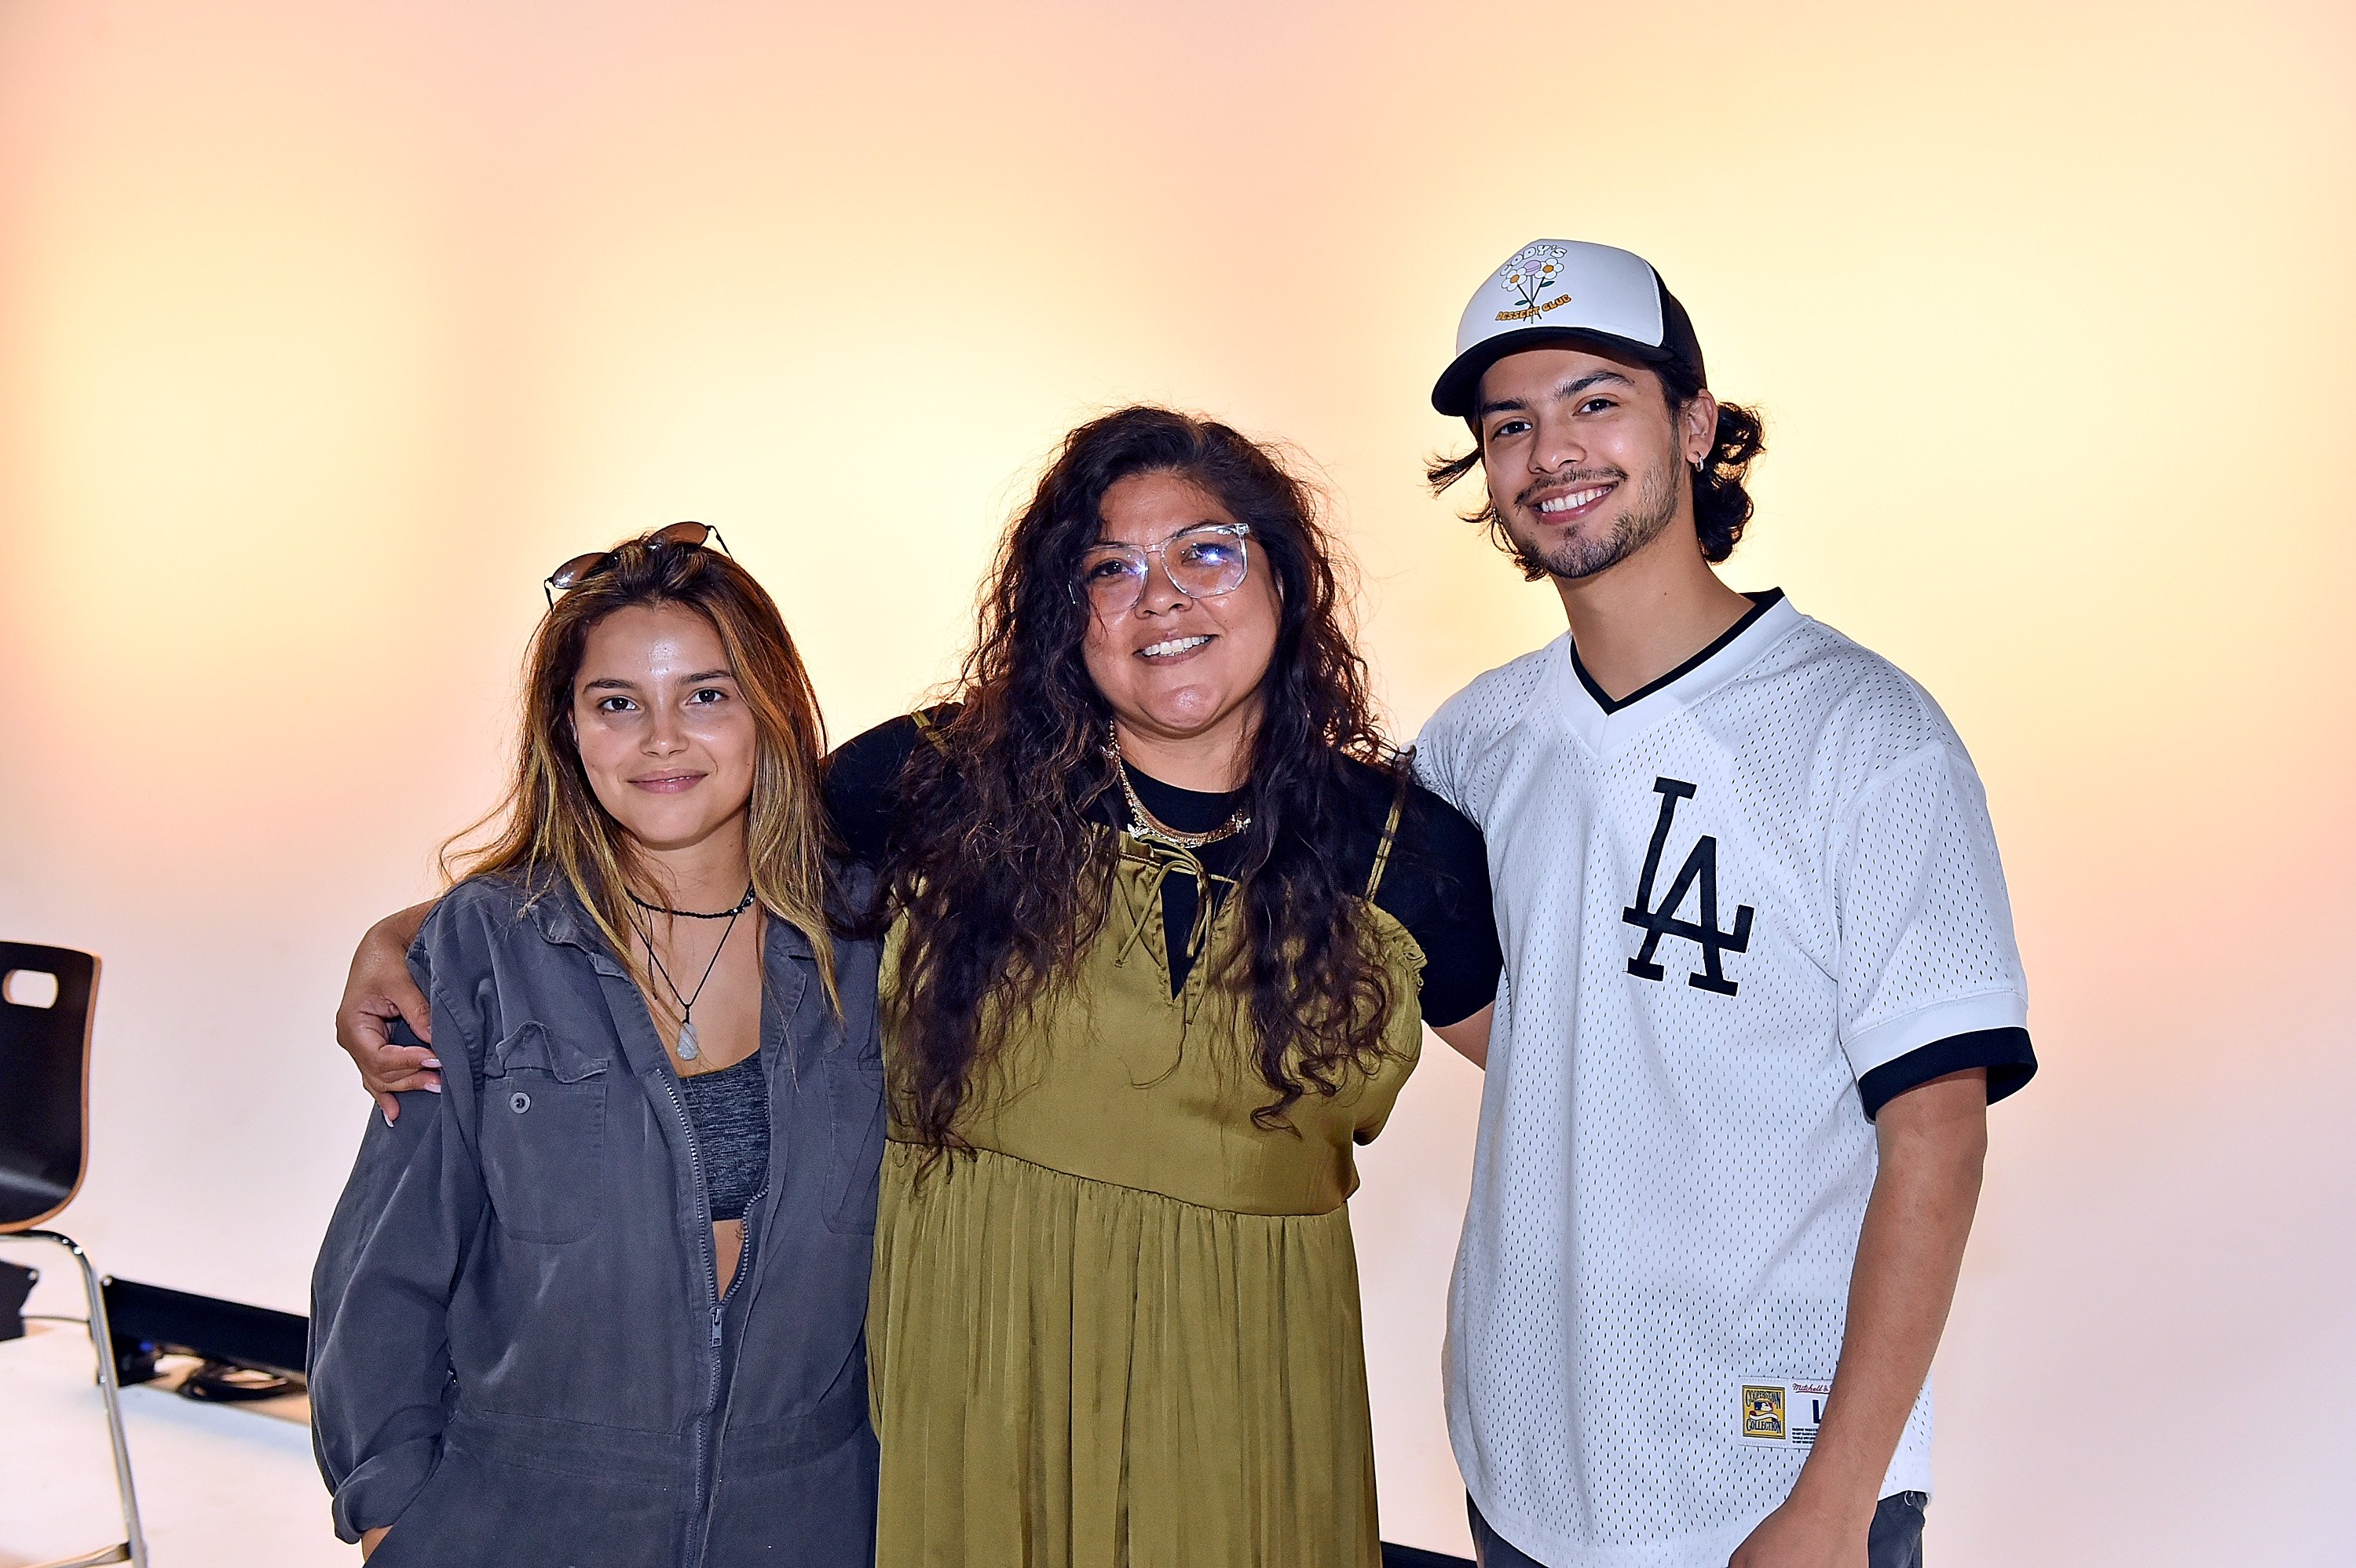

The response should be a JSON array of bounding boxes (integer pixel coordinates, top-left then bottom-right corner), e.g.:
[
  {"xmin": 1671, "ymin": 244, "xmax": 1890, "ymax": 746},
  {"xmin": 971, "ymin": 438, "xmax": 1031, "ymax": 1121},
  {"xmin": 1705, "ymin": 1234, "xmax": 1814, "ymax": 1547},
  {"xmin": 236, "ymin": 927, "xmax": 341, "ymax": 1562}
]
[{"xmin": 676, "ymin": 1052, "xmax": 770, "ymax": 1222}]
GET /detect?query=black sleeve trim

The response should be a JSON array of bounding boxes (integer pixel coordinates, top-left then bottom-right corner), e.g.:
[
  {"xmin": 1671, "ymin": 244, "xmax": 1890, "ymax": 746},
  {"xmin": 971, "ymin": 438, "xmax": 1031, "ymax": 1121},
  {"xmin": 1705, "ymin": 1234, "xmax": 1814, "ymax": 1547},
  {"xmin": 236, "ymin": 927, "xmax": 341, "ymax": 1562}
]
[
  {"xmin": 1423, "ymin": 994, "xmax": 1497, "ymax": 1031},
  {"xmin": 821, "ymin": 712, "xmax": 930, "ymax": 868},
  {"xmin": 1365, "ymin": 783, "xmax": 1502, "ymax": 1029},
  {"xmin": 1857, "ymin": 1027, "xmax": 2037, "ymax": 1120}
]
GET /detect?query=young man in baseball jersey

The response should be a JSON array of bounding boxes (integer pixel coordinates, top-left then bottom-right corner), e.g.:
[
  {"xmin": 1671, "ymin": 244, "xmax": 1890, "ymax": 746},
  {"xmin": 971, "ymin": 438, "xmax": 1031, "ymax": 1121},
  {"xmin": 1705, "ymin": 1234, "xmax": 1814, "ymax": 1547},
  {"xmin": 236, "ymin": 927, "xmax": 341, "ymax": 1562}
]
[{"xmin": 1412, "ymin": 240, "xmax": 2036, "ymax": 1568}]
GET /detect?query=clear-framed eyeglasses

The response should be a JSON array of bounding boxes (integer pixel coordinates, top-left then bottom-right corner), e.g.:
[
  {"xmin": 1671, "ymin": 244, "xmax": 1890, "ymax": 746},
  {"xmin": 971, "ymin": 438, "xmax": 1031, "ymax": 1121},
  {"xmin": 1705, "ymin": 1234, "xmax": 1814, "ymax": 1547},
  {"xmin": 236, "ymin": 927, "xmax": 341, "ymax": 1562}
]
[{"xmin": 1073, "ymin": 523, "xmax": 1253, "ymax": 617}]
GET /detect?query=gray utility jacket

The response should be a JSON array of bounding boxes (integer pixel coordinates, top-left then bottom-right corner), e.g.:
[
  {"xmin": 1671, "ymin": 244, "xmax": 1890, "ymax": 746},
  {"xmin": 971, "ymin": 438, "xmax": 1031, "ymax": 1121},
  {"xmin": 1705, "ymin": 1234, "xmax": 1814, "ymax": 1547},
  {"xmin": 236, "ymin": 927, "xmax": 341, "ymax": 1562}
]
[{"xmin": 310, "ymin": 872, "xmax": 885, "ymax": 1568}]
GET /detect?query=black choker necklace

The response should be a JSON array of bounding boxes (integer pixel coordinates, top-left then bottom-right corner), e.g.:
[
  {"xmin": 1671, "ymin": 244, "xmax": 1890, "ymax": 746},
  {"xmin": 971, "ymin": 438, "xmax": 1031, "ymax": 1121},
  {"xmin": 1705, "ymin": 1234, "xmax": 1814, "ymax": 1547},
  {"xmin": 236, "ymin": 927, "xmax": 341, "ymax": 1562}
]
[
  {"xmin": 626, "ymin": 884, "xmax": 755, "ymax": 1062},
  {"xmin": 627, "ymin": 884, "xmax": 757, "ymax": 920}
]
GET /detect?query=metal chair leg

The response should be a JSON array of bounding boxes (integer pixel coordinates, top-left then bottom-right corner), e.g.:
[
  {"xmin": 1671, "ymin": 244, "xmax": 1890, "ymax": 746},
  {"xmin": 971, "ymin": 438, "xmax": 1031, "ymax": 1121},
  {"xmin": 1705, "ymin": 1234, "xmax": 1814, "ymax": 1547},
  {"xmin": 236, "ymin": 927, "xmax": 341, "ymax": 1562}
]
[{"xmin": 2, "ymin": 1230, "xmax": 145, "ymax": 1568}]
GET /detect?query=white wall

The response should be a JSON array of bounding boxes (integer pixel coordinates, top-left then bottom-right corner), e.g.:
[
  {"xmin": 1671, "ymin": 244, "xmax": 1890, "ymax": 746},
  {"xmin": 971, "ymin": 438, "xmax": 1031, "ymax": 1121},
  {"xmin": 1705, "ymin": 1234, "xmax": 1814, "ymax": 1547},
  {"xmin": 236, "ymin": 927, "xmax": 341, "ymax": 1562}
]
[{"xmin": 3, "ymin": 2, "xmax": 2352, "ymax": 1558}]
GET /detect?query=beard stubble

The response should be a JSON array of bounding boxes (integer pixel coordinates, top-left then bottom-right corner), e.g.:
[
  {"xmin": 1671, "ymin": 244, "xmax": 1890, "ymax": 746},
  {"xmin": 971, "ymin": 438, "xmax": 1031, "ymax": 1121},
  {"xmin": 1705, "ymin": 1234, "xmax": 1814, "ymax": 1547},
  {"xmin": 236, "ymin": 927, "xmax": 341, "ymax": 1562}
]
[{"xmin": 1500, "ymin": 456, "xmax": 1682, "ymax": 583}]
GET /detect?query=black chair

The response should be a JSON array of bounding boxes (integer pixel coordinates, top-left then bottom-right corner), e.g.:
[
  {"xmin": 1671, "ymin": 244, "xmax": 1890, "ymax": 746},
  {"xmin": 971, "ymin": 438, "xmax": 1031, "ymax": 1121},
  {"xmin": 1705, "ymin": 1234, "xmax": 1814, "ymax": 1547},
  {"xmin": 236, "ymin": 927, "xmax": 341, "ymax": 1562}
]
[{"xmin": 1, "ymin": 942, "xmax": 147, "ymax": 1568}]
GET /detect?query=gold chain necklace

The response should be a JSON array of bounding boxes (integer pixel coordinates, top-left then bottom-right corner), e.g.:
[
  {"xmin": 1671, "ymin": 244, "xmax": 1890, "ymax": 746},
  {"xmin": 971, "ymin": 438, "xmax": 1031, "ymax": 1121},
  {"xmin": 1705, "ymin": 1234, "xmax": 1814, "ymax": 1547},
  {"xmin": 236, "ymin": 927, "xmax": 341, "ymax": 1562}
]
[{"xmin": 1104, "ymin": 724, "xmax": 1250, "ymax": 850}]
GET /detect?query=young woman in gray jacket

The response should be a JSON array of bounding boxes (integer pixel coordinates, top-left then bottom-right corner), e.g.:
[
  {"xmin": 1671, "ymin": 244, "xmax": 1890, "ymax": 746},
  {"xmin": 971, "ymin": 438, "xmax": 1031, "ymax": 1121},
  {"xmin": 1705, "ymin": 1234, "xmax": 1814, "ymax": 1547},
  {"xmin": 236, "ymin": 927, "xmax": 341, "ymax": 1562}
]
[{"xmin": 310, "ymin": 526, "xmax": 884, "ymax": 1566}]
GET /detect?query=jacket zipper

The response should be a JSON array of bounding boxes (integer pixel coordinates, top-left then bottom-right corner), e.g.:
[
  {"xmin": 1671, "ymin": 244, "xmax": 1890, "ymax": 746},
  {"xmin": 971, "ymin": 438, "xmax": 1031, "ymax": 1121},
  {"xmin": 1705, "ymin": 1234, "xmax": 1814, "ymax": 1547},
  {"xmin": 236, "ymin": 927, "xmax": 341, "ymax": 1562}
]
[
  {"xmin": 699, "ymin": 1179, "xmax": 770, "ymax": 1552},
  {"xmin": 656, "ymin": 1068, "xmax": 724, "ymax": 1567}
]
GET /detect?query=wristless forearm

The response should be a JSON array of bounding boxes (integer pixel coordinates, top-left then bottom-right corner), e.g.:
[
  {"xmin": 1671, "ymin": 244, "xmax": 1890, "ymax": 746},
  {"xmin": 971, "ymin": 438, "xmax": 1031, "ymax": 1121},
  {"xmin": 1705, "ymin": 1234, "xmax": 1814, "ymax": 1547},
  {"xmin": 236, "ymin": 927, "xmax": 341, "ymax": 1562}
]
[{"xmin": 1791, "ymin": 1089, "xmax": 1986, "ymax": 1515}]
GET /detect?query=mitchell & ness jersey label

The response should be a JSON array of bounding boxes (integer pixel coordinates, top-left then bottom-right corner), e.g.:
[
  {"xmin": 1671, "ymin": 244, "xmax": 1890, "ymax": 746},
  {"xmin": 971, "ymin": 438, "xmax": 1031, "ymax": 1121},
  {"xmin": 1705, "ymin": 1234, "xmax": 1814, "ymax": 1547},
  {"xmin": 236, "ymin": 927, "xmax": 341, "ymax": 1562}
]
[{"xmin": 1736, "ymin": 1377, "xmax": 1833, "ymax": 1449}]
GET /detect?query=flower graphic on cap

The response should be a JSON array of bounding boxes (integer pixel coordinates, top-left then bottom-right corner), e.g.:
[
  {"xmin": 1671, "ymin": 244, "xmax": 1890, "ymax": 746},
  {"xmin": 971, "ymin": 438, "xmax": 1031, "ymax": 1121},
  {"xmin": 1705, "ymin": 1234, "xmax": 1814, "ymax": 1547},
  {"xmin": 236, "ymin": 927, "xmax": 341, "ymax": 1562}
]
[{"xmin": 1499, "ymin": 243, "xmax": 1569, "ymax": 313}]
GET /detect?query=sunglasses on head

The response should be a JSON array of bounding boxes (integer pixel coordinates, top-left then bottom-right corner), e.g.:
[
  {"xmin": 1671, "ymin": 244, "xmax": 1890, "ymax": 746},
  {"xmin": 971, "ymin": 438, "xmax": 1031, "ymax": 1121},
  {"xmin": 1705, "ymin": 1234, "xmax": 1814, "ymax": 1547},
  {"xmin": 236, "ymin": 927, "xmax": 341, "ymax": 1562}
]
[{"xmin": 543, "ymin": 521, "xmax": 732, "ymax": 606}]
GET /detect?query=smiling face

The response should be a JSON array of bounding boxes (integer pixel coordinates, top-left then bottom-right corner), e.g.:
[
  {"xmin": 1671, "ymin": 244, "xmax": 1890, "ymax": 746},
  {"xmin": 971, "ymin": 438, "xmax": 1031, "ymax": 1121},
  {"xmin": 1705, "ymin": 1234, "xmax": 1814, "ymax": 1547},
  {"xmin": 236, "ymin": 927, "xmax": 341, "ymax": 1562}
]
[
  {"xmin": 569, "ymin": 602, "xmax": 757, "ymax": 855},
  {"xmin": 1079, "ymin": 470, "xmax": 1282, "ymax": 770},
  {"xmin": 1476, "ymin": 343, "xmax": 1718, "ymax": 582}
]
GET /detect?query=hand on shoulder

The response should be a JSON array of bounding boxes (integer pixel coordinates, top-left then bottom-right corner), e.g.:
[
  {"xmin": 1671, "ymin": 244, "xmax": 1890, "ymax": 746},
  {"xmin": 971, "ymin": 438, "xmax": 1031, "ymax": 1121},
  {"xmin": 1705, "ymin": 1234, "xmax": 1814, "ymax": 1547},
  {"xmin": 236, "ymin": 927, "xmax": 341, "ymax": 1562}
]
[{"xmin": 335, "ymin": 900, "xmax": 440, "ymax": 1121}]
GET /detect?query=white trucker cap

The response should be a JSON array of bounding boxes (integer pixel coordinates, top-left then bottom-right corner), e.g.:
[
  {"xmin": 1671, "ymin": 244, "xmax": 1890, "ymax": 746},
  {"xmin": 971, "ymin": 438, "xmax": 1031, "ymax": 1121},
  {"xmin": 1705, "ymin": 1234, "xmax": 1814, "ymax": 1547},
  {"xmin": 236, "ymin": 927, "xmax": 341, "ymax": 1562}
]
[{"xmin": 1431, "ymin": 239, "xmax": 1706, "ymax": 416}]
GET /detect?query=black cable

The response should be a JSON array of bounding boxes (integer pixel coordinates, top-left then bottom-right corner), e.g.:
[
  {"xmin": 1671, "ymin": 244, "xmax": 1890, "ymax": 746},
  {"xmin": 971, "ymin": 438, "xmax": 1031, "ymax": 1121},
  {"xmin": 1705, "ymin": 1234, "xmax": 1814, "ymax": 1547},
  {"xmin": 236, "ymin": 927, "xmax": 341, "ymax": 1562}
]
[{"xmin": 179, "ymin": 1361, "xmax": 299, "ymax": 1402}]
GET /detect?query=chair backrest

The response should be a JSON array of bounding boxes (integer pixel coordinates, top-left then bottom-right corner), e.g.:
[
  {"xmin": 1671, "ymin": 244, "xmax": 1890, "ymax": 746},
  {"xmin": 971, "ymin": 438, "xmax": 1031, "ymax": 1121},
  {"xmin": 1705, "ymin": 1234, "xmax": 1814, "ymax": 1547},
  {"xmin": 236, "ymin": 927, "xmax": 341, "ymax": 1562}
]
[{"xmin": 0, "ymin": 942, "xmax": 100, "ymax": 1233}]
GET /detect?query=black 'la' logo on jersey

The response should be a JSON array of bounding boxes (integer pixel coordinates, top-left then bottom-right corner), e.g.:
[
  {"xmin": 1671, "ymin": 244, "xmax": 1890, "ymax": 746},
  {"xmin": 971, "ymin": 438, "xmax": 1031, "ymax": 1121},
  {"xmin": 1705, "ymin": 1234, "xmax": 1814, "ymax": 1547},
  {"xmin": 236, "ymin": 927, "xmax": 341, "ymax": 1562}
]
[{"xmin": 1621, "ymin": 777, "xmax": 1754, "ymax": 996}]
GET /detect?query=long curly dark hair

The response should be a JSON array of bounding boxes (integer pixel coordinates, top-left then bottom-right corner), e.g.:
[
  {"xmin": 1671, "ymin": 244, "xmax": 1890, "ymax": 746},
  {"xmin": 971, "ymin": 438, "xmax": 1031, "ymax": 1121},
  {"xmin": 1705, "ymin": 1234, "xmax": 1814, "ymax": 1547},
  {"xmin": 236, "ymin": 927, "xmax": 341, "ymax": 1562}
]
[
  {"xmin": 887, "ymin": 406, "xmax": 1402, "ymax": 1153},
  {"xmin": 1425, "ymin": 355, "xmax": 1765, "ymax": 576}
]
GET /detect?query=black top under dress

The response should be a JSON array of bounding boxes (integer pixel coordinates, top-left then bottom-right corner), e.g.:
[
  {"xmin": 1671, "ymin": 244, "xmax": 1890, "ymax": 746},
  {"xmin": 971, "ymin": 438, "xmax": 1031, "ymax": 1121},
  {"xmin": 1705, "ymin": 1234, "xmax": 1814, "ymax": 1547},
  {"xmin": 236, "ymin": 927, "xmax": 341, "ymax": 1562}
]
[{"xmin": 822, "ymin": 709, "xmax": 1502, "ymax": 1027}]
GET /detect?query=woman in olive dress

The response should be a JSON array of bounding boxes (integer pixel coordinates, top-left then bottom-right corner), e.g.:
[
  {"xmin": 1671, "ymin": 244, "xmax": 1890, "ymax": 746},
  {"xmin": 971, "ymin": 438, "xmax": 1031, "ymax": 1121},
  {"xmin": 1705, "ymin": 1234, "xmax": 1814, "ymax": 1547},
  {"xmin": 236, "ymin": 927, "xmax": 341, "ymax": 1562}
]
[{"xmin": 825, "ymin": 406, "xmax": 1500, "ymax": 1567}]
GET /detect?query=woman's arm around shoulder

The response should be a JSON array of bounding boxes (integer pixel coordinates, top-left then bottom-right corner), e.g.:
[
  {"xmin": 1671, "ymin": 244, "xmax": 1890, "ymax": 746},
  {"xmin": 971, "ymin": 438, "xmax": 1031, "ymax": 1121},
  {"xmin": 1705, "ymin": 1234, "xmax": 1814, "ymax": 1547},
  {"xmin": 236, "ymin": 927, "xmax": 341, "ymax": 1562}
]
[
  {"xmin": 338, "ymin": 898, "xmax": 441, "ymax": 1120},
  {"xmin": 822, "ymin": 704, "xmax": 959, "ymax": 868}
]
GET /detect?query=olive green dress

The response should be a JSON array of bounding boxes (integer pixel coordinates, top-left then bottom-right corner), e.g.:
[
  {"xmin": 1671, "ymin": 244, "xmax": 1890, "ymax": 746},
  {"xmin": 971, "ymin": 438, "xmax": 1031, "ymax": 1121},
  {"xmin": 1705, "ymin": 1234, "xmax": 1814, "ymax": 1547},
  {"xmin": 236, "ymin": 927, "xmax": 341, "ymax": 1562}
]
[{"xmin": 868, "ymin": 819, "xmax": 1425, "ymax": 1568}]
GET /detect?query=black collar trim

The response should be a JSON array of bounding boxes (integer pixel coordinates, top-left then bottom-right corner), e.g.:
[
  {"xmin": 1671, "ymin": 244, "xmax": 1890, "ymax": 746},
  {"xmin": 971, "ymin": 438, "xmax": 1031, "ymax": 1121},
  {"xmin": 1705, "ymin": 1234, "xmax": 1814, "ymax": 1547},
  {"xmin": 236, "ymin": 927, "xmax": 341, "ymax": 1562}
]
[
  {"xmin": 1569, "ymin": 588, "xmax": 1786, "ymax": 715},
  {"xmin": 1092, "ymin": 763, "xmax": 1249, "ymax": 843},
  {"xmin": 1124, "ymin": 762, "xmax": 1245, "ymax": 836}
]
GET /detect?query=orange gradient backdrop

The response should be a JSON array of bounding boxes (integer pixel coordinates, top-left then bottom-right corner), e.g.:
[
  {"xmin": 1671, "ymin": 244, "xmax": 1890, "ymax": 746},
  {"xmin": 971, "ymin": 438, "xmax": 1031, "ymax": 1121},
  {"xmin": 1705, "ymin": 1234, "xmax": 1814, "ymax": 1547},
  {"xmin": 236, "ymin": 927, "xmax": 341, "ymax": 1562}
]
[{"xmin": 2, "ymin": 2, "xmax": 2351, "ymax": 1559}]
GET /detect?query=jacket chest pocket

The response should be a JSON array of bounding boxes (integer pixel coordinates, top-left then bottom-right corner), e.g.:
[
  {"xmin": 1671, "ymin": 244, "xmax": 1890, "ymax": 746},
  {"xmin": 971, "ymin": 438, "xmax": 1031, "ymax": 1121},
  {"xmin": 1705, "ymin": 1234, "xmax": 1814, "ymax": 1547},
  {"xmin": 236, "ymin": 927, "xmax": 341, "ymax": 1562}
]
[
  {"xmin": 480, "ymin": 1021, "xmax": 609, "ymax": 1245},
  {"xmin": 822, "ymin": 1054, "xmax": 885, "ymax": 1235}
]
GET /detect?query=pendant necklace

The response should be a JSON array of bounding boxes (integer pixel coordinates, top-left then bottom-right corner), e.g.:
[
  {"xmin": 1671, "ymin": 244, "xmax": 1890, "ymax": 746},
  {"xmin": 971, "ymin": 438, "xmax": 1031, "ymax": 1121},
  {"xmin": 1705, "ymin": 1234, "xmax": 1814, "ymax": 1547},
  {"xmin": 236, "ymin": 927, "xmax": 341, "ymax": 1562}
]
[
  {"xmin": 627, "ymin": 883, "xmax": 755, "ymax": 1062},
  {"xmin": 1103, "ymin": 722, "xmax": 1250, "ymax": 850}
]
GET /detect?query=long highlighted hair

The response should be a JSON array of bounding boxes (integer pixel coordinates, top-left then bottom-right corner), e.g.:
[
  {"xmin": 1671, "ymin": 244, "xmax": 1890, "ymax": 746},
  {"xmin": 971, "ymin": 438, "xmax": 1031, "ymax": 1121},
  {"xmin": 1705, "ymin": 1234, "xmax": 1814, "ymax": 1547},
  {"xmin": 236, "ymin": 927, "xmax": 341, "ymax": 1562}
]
[{"xmin": 444, "ymin": 531, "xmax": 837, "ymax": 1004}]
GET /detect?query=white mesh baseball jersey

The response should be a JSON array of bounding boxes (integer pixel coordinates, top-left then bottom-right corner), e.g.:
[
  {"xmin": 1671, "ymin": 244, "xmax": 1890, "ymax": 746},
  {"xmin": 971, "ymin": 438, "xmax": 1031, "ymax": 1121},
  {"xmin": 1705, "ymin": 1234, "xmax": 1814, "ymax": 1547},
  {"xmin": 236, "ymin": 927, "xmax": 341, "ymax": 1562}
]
[{"xmin": 1414, "ymin": 590, "xmax": 2035, "ymax": 1568}]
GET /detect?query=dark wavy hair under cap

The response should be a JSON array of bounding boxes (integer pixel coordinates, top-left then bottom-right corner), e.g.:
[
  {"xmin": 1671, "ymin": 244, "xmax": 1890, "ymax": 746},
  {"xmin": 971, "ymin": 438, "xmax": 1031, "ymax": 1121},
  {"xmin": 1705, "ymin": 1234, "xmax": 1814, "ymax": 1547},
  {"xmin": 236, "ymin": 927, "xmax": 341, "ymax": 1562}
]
[
  {"xmin": 1425, "ymin": 353, "xmax": 1765, "ymax": 579},
  {"xmin": 886, "ymin": 406, "xmax": 1403, "ymax": 1156}
]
